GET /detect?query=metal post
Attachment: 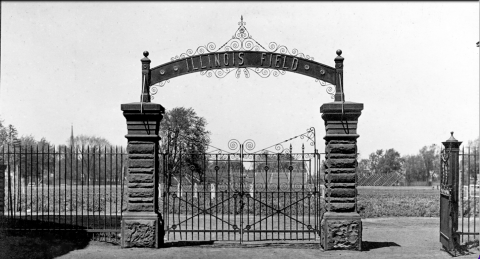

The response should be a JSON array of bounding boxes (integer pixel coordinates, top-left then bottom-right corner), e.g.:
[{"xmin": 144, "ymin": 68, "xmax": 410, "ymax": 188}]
[
  {"xmin": 334, "ymin": 50, "xmax": 345, "ymax": 102},
  {"xmin": 141, "ymin": 51, "xmax": 152, "ymax": 103},
  {"xmin": 440, "ymin": 132, "xmax": 462, "ymax": 255}
]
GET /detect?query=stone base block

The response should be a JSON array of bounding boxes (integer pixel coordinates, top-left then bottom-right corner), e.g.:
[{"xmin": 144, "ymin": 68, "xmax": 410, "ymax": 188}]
[
  {"xmin": 121, "ymin": 212, "xmax": 163, "ymax": 248},
  {"xmin": 321, "ymin": 212, "xmax": 362, "ymax": 251}
]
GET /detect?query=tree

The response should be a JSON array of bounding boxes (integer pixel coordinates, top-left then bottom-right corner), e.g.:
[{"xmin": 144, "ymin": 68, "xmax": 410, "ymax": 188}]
[
  {"xmin": 158, "ymin": 107, "xmax": 211, "ymax": 186},
  {"xmin": 368, "ymin": 150, "xmax": 383, "ymax": 174},
  {"xmin": 11, "ymin": 135, "xmax": 58, "ymax": 187},
  {"xmin": 377, "ymin": 148, "xmax": 403, "ymax": 174},
  {"xmin": 467, "ymin": 137, "xmax": 479, "ymax": 148},
  {"xmin": 0, "ymin": 119, "xmax": 19, "ymax": 147},
  {"xmin": 419, "ymin": 144, "xmax": 439, "ymax": 183},
  {"xmin": 357, "ymin": 159, "xmax": 370, "ymax": 176},
  {"xmin": 402, "ymin": 144, "xmax": 440, "ymax": 184},
  {"xmin": 68, "ymin": 135, "xmax": 115, "ymax": 185},
  {"xmin": 465, "ymin": 137, "xmax": 479, "ymax": 180},
  {"xmin": 361, "ymin": 149, "xmax": 403, "ymax": 175},
  {"xmin": 71, "ymin": 135, "xmax": 112, "ymax": 149},
  {"xmin": 0, "ymin": 120, "xmax": 20, "ymax": 177},
  {"xmin": 18, "ymin": 135, "xmax": 40, "ymax": 186},
  {"xmin": 403, "ymin": 154, "xmax": 424, "ymax": 183}
]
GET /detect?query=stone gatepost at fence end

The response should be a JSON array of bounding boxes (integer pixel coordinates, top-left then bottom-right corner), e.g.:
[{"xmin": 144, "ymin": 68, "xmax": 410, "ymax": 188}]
[
  {"xmin": 120, "ymin": 102, "xmax": 165, "ymax": 248},
  {"xmin": 320, "ymin": 101, "xmax": 363, "ymax": 251}
]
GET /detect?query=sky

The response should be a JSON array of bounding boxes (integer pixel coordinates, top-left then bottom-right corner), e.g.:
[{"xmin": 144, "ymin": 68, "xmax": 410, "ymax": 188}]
[{"xmin": 0, "ymin": 2, "xmax": 478, "ymax": 158}]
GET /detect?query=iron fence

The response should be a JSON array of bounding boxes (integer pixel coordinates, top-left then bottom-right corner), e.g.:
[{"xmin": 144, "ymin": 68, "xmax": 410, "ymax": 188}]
[
  {"xmin": 458, "ymin": 147, "xmax": 479, "ymax": 246},
  {"xmin": 0, "ymin": 145, "xmax": 126, "ymax": 243},
  {"xmin": 0, "ymin": 143, "xmax": 329, "ymax": 244}
]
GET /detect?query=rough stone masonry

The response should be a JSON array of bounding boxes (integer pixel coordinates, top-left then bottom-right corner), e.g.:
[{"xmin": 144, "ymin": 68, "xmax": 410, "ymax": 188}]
[
  {"xmin": 320, "ymin": 101, "xmax": 363, "ymax": 250},
  {"xmin": 121, "ymin": 102, "xmax": 165, "ymax": 248}
]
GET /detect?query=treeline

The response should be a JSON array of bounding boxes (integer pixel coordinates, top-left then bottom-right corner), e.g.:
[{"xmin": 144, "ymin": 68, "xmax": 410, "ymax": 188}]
[
  {"xmin": 358, "ymin": 139, "xmax": 479, "ymax": 184},
  {"xmin": 0, "ymin": 117, "xmax": 123, "ymax": 186},
  {"xmin": 2, "ymin": 113, "xmax": 478, "ymax": 187}
]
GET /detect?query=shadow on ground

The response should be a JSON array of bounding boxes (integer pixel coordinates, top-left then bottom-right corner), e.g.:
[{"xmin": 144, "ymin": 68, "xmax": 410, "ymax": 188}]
[
  {"xmin": 162, "ymin": 240, "xmax": 321, "ymax": 249},
  {"xmin": 162, "ymin": 240, "xmax": 215, "ymax": 247},
  {"xmin": 163, "ymin": 241, "xmax": 403, "ymax": 251},
  {"xmin": 0, "ymin": 218, "xmax": 91, "ymax": 259},
  {"xmin": 362, "ymin": 241, "xmax": 401, "ymax": 251}
]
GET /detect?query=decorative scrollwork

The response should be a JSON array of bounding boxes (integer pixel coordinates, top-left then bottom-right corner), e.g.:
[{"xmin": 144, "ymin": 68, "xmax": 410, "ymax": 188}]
[
  {"xmin": 169, "ymin": 16, "xmax": 315, "ymax": 82},
  {"xmin": 242, "ymin": 153, "xmax": 254, "ymax": 159},
  {"xmin": 171, "ymin": 42, "xmax": 217, "ymax": 61},
  {"xmin": 227, "ymin": 139, "xmax": 256, "ymax": 153},
  {"xmin": 441, "ymin": 148, "xmax": 450, "ymax": 186},
  {"xmin": 243, "ymin": 139, "xmax": 256, "ymax": 151},
  {"xmin": 248, "ymin": 68, "xmax": 286, "ymax": 78},
  {"xmin": 228, "ymin": 139, "xmax": 241, "ymax": 152},
  {"xmin": 315, "ymin": 79, "xmax": 335, "ymax": 99},
  {"xmin": 300, "ymin": 127, "xmax": 316, "ymax": 147},
  {"xmin": 440, "ymin": 148, "xmax": 452, "ymax": 197},
  {"xmin": 149, "ymin": 80, "xmax": 170, "ymax": 99},
  {"xmin": 235, "ymin": 68, "xmax": 250, "ymax": 79},
  {"xmin": 201, "ymin": 67, "xmax": 287, "ymax": 80},
  {"xmin": 153, "ymin": 16, "xmax": 335, "ymax": 102},
  {"xmin": 254, "ymin": 127, "xmax": 316, "ymax": 154},
  {"xmin": 272, "ymin": 144, "xmax": 289, "ymax": 154},
  {"xmin": 200, "ymin": 68, "xmax": 234, "ymax": 79},
  {"xmin": 440, "ymin": 186, "xmax": 451, "ymax": 197},
  {"xmin": 268, "ymin": 42, "xmax": 314, "ymax": 61},
  {"xmin": 217, "ymin": 15, "xmax": 267, "ymax": 52}
]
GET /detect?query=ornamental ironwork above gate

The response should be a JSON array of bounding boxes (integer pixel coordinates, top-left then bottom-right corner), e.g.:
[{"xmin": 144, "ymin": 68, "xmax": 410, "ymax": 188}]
[
  {"xmin": 162, "ymin": 127, "xmax": 317, "ymax": 156},
  {"xmin": 208, "ymin": 127, "xmax": 316, "ymax": 155}
]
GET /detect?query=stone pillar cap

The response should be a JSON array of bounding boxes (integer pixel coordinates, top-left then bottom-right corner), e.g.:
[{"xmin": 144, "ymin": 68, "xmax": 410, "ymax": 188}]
[
  {"xmin": 442, "ymin": 131, "xmax": 462, "ymax": 148},
  {"xmin": 121, "ymin": 102, "xmax": 165, "ymax": 112},
  {"xmin": 445, "ymin": 132, "xmax": 458, "ymax": 142},
  {"xmin": 320, "ymin": 101, "xmax": 364, "ymax": 113}
]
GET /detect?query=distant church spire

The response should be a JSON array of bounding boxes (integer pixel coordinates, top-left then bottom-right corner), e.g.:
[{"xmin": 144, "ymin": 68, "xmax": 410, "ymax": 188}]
[{"xmin": 70, "ymin": 124, "xmax": 74, "ymax": 149}]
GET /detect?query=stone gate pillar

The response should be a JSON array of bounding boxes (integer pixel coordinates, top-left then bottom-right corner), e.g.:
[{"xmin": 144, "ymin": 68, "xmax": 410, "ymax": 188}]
[
  {"xmin": 121, "ymin": 52, "xmax": 165, "ymax": 248},
  {"xmin": 320, "ymin": 50, "xmax": 363, "ymax": 250}
]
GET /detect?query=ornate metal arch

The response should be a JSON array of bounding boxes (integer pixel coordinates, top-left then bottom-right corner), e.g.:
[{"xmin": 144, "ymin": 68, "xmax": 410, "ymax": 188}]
[{"xmin": 140, "ymin": 16, "xmax": 346, "ymax": 102}]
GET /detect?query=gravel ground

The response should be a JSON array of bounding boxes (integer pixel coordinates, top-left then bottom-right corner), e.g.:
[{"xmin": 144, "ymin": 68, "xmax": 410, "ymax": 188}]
[{"xmin": 50, "ymin": 217, "xmax": 480, "ymax": 259}]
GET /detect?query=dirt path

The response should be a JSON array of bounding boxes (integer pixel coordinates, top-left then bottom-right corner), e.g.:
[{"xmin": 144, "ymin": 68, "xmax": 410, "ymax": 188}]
[{"xmin": 51, "ymin": 217, "xmax": 480, "ymax": 259}]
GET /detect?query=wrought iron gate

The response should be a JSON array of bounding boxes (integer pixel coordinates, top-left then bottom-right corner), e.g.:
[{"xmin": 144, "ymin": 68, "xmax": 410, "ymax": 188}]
[{"xmin": 161, "ymin": 129, "xmax": 323, "ymax": 243}]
